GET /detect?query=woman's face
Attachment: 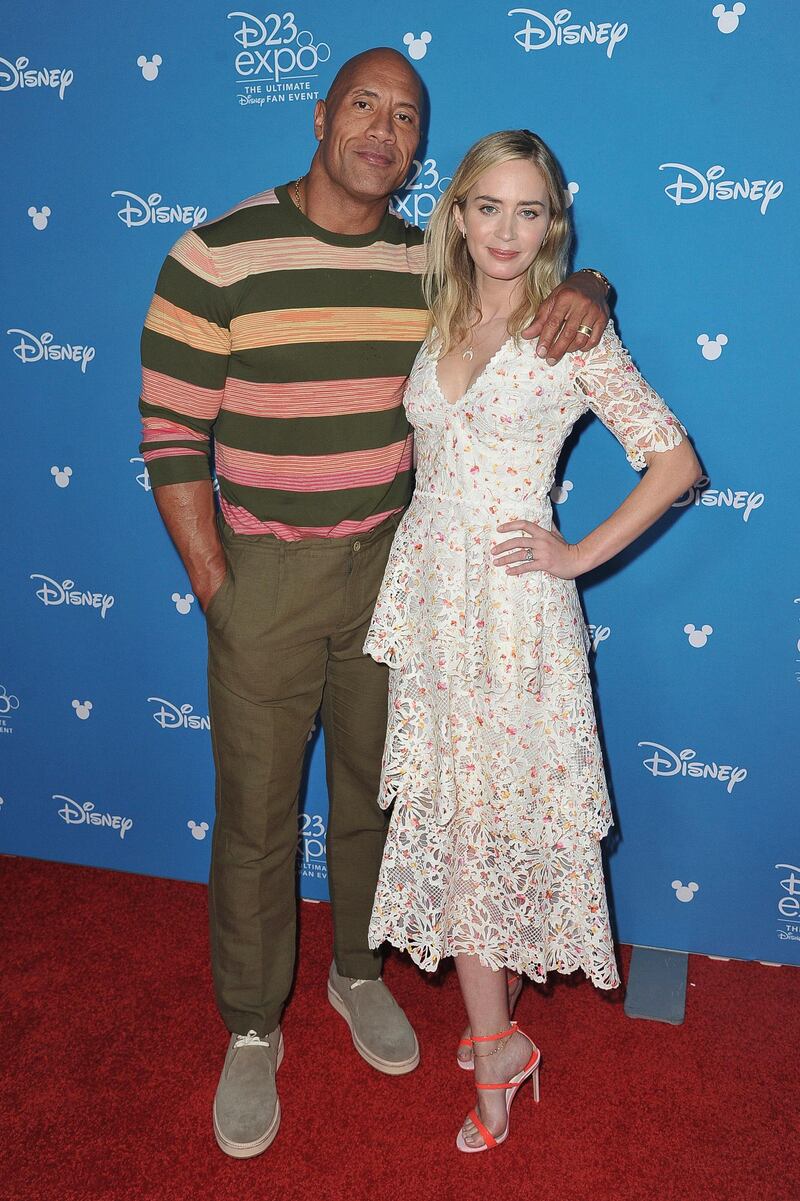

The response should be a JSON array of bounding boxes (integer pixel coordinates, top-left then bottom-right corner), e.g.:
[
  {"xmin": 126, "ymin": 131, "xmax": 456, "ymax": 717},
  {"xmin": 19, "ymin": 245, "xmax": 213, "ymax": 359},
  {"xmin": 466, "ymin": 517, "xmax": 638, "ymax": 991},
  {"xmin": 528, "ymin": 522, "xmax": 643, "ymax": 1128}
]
[{"xmin": 454, "ymin": 158, "xmax": 552, "ymax": 285}]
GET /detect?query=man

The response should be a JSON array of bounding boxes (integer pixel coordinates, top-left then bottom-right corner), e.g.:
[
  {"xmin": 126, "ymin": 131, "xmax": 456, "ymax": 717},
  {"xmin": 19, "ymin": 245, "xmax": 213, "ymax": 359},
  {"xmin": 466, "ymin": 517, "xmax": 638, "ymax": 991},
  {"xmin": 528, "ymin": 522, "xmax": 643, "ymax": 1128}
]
[{"xmin": 139, "ymin": 47, "xmax": 610, "ymax": 1158}]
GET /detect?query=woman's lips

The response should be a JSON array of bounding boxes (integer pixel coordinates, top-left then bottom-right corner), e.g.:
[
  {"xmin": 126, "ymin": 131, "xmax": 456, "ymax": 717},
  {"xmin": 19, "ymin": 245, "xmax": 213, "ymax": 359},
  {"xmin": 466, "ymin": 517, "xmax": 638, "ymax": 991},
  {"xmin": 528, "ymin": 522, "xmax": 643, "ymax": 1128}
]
[{"xmin": 487, "ymin": 247, "xmax": 520, "ymax": 260}]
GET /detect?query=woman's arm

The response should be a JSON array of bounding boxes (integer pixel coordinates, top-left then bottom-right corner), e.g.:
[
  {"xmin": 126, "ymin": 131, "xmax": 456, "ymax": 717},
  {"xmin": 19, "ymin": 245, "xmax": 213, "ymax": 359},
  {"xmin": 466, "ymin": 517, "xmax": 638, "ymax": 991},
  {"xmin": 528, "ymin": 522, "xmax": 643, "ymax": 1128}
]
[
  {"xmin": 493, "ymin": 325, "xmax": 702, "ymax": 579},
  {"xmin": 494, "ymin": 438, "xmax": 701, "ymax": 579}
]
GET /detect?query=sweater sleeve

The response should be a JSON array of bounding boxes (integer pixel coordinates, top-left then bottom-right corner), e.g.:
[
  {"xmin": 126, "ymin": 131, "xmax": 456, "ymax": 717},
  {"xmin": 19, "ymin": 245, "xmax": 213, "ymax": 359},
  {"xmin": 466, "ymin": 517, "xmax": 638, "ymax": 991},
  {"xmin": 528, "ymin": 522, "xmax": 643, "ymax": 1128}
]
[{"xmin": 138, "ymin": 230, "xmax": 231, "ymax": 487}]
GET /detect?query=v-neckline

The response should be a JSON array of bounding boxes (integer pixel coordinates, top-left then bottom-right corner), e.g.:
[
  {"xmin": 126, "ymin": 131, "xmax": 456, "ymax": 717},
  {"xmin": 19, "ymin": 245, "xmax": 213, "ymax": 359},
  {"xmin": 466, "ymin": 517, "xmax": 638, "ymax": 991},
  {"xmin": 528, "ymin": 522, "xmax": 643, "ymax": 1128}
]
[{"xmin": 432, "ymin": 336, "xmax": 513, "ymax": 407}]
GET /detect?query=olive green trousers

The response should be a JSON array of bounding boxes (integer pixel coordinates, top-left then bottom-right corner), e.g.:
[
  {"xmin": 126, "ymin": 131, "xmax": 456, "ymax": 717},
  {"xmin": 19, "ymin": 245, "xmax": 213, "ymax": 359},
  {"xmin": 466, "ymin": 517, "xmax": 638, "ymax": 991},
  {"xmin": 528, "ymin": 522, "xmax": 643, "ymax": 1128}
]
[{"xmin": 206, "ymin": 515, "xmax": 398, "ymax": 1035}]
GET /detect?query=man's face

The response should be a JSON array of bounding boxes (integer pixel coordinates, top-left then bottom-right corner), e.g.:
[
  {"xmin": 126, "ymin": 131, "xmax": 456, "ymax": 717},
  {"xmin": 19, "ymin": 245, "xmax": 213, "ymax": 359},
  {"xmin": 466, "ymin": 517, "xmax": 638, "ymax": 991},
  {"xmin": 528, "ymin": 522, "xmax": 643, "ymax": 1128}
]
[{"xmin": 314, "ymin": 56, "xmax": 422, "ymax": 201}]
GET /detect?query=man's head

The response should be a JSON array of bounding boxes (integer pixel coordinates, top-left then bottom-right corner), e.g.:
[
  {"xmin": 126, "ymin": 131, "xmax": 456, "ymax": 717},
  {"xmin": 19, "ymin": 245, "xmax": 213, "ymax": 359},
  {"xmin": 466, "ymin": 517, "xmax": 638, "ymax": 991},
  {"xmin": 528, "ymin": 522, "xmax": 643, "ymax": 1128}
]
[{"xmin": 311, "ymin": 48, "xmax": 424, "ymax": 203}]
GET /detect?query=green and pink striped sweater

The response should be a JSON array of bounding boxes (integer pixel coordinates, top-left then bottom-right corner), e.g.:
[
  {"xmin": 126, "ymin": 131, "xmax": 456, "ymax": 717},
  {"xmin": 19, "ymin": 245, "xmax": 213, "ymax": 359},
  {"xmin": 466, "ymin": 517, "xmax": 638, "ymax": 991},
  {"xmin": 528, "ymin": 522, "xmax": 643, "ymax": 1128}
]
[{"xmin": 139, "ymin": 183, "xmax": 428, "ymax": 539}]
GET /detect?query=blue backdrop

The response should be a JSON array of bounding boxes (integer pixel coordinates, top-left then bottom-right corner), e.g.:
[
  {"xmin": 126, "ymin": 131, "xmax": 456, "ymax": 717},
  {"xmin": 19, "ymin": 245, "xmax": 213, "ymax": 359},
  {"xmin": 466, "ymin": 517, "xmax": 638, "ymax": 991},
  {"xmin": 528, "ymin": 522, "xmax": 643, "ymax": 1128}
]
[{"xmin": 2, "ymin": 1, "xmax": 798, "ymax": 965}]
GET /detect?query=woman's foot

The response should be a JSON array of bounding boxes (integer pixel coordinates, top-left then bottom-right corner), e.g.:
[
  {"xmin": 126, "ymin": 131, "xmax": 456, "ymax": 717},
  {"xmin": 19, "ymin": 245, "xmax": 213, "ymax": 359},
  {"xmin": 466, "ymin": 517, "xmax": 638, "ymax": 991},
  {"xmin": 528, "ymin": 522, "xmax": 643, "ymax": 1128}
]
[
  {"xmin": 460, "ymin": 1027, "xmax": 535, "ymax": 1150},
  {"xmin": 457, "ymin": 972, "xmax": 523, "ymax": 1069}
]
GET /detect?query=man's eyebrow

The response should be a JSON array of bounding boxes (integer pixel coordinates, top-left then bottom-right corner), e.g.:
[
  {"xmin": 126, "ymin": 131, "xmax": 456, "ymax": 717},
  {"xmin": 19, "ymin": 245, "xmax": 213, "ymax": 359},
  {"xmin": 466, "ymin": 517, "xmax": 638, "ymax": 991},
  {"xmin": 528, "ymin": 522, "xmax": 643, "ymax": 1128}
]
[
  {"xmin": 351, "ymin": 87, "xmax": 420, "ymax": 114},
  {"xmin": 475, "ymin": 195, "xmax": 546, "ymax": 206}
]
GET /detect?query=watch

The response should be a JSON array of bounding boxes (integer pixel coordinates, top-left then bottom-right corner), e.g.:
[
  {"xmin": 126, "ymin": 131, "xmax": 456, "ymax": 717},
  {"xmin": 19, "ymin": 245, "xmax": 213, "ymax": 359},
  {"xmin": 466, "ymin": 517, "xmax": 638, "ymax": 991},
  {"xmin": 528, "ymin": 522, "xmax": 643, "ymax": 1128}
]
[{"xmin": 577, "ymin": 267, "xmax": 611, "ymax": 295}]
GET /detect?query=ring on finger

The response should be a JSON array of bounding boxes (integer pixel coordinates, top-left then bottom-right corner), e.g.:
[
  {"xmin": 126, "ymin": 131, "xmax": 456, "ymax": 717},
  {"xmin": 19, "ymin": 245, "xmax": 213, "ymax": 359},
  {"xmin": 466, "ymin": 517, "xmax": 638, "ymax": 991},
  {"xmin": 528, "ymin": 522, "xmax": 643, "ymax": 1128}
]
[
  {"xmin": 577, "ymin": 324, "xmax": 593, "ymax": 338},
  {"xmin": 524, "ymin": 547, "xmax": 535, "ymax": 563}
]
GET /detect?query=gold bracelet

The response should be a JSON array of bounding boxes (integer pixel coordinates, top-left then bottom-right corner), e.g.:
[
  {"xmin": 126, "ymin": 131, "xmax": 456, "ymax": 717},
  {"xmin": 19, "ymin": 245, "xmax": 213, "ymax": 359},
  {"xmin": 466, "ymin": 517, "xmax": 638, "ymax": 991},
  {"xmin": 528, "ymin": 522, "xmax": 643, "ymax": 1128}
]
[{"xmin": 577, "ymin": 267, "xmax": 611, "ymax": 295}]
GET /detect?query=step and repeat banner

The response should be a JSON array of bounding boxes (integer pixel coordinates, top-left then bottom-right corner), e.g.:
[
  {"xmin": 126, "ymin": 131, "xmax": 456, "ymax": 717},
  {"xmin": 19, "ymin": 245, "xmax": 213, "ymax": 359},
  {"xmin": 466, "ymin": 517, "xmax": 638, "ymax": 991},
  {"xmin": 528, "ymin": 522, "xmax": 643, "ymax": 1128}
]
[{"xmin": 2, "ymin": 2, "xmax": 798, "ymax": 965}]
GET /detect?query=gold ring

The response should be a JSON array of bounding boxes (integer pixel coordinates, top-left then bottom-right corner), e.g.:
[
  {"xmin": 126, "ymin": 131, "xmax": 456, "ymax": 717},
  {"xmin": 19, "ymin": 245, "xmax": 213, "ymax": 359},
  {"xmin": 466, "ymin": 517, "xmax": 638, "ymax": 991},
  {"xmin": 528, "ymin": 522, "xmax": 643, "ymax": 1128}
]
[{"xmin": 577, "ymin": 324, "xmax": 593, "ymax": 338}]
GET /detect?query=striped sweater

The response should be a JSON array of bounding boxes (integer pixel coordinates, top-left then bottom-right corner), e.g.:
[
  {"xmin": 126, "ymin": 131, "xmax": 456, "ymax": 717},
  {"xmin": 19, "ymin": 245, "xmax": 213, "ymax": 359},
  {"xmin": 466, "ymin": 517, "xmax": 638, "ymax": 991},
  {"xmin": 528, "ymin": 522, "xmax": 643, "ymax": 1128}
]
[{"xmin": 139, "ymin": 184, "xmax": 428, "ymax": 539}]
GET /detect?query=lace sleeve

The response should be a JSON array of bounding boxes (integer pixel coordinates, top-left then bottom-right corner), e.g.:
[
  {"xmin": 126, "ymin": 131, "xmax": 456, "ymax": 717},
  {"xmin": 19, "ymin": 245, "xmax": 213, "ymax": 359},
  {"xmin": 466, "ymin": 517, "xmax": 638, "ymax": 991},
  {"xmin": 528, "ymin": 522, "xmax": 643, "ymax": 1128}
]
[{"xmin": 573, "ymin": 326, "xmax": 687, "ymax": 471}]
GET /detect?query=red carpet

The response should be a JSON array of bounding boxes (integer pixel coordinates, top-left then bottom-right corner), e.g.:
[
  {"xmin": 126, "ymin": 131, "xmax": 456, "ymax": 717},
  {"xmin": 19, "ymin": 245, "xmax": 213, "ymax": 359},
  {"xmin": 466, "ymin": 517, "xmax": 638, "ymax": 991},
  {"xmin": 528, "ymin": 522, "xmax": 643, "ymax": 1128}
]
[{"xmin": 2, "ymin": 855, "xmax": 798, "ymax": 1201}]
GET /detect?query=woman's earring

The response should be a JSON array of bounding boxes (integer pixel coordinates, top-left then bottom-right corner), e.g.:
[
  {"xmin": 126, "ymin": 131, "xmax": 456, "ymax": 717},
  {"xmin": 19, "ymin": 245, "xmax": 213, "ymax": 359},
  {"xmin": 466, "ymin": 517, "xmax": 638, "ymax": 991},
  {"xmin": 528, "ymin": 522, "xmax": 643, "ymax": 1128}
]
[{"xmin": 462, "ymin": 229, "xmax": 466, "ymax": 239}]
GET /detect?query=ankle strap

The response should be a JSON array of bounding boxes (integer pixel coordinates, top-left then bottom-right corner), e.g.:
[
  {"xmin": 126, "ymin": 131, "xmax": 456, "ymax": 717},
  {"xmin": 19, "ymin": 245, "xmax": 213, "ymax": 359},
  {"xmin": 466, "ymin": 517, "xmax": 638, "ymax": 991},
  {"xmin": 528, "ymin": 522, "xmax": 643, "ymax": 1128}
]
[{"xmin": 470, "ymin": 1021, "xmax": 517, "ymax": 1044}]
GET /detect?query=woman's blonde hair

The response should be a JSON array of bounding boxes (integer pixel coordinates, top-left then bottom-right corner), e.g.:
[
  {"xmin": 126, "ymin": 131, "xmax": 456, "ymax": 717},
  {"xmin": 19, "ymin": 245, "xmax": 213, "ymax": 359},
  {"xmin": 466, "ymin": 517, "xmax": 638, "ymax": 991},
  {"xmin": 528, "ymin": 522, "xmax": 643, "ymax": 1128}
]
[{"xmin": 423, "ymin": 129, "xmax": 572, "ymax": 355}]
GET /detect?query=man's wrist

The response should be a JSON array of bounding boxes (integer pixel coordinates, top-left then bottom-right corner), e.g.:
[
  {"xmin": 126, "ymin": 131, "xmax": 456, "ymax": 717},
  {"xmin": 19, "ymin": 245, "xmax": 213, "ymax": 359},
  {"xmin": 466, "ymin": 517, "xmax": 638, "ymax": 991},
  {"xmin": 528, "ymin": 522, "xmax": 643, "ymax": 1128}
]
[{"xmin": 575, "ymin": 267, "xmax": 611, "ymax": 296}]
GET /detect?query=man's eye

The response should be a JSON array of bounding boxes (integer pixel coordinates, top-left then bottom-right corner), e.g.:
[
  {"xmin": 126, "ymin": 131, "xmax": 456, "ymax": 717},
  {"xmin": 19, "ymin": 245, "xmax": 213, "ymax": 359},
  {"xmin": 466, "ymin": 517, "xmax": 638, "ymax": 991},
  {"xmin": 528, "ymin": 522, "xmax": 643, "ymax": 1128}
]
[
  {"xmin": 355, "ymin": 100, "xmax": 370, "ymax": 110},
  {"xmin": 396, "ymin": 112, "xmax": 413, "ymax": 123}
]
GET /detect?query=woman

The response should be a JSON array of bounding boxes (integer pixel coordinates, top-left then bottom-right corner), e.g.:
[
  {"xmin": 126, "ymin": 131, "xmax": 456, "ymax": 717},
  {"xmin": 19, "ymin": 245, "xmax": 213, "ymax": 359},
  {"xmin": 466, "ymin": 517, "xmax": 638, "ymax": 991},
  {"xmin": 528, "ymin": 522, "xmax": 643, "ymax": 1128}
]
[{"xmin": 364, "ymin": 130, "xmax": 701, "ymax": 1153}]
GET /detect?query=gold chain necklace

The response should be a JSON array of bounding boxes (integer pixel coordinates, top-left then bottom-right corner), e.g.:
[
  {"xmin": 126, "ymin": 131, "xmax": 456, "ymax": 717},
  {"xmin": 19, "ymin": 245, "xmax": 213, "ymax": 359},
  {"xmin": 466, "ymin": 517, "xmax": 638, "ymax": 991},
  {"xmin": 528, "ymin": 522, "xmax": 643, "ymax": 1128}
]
[{"xmin": 294, "ymin": 175, "xmax": 304, "ymax": 214}]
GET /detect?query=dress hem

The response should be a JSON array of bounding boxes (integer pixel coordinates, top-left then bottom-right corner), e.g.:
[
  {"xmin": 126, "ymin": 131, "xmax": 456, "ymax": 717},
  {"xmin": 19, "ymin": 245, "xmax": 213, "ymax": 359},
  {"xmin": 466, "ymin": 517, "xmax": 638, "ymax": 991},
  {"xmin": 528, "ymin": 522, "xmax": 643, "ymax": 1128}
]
[{"xmin": 369, "ymin": 927, "xmax": 622, "ymax": 992}]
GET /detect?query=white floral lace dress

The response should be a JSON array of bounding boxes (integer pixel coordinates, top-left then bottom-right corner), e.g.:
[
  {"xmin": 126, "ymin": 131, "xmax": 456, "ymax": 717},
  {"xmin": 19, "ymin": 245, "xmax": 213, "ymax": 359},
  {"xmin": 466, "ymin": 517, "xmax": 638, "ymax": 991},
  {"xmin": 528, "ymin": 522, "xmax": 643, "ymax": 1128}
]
[{"xmin": 364, "ymin": 326, "xmax": 687, "ymax": 989}]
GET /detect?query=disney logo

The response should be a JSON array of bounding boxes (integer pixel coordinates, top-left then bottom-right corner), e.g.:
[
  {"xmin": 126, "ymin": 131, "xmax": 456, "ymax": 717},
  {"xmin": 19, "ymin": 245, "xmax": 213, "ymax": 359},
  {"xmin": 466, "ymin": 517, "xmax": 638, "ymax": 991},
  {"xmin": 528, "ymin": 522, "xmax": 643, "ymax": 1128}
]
[
  {"xmin": 31, "ymin": 575, "xmax": 114, "ymax": 618},
  {"xmin": 638, "ymin": 742, "xmax": 747, "ymax": 794},
  {"xmin": 111, "ymin": 191, "xmax": 207, "ymax": 229},
  {"xmin": 586, "ymin": 623, "xmax": 611, "ymax": 652},
  {"xmin": 7, "ymin": 328, "xmax": 95, "ymax": 373},
  {"xmin": 55, "ymin": 795, "xmax": 133, "ymax": 839},
  {"xmin": 129, "ymin": 457, "xmax": 152, "ymax": 492},
  {"xmin": 147, "ymin": 697, "xmax": 210, "ymax": 730},
  {"xmin": 658, "ymin": 164, "xmax": 783, "ymax": 215},
  {"xmin": 508, "ymin": 8, "xmax": 628, "ymax": 58},
  {"xmin": 672, "ymin": 475, "xmax": 764, "ymax": 523},
  {"xmin": 228, "ymin": 11, "xmax": 331, "ymax": 81},
  {"xmin": 0, "ymin": 55, "xmax": 73, "ymax": 99},
  {"xmin": 0, "ymin": 685, "xmax": 20, "ymax": 716}
]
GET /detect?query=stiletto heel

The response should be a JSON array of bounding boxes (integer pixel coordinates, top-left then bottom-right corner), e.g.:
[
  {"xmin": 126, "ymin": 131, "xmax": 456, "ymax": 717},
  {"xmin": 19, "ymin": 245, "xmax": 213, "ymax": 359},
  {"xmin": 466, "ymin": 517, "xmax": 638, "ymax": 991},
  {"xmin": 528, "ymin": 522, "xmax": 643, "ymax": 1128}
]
[{"xmin": 456, "ymin": 1021, "xmax": 541, "ymax": 1154}]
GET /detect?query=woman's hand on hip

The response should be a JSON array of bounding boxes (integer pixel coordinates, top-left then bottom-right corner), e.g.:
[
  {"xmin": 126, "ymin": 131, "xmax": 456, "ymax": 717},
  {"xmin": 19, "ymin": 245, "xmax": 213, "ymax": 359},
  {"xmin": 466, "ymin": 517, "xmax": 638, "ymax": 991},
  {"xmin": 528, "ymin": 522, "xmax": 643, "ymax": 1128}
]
[{"xmin": 491, "ymin": 520, "xmax": 583, "ymax": 580}]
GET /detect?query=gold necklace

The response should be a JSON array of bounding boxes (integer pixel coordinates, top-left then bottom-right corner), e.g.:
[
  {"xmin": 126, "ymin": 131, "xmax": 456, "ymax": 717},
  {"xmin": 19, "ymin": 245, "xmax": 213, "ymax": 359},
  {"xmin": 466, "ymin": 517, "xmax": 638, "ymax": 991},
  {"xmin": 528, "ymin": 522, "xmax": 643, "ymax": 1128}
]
[{"xmin": 294, "ymin": 175, "xmax": 304, "ymax": 214}]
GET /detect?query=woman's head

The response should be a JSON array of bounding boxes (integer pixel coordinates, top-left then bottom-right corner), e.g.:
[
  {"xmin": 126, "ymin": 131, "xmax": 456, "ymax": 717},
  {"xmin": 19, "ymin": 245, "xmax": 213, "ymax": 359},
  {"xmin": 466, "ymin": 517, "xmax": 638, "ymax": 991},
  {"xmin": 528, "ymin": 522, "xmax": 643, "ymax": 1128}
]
[{"xmin": 424, "ymin": 129, "xmax": 572, "ymax": 353}]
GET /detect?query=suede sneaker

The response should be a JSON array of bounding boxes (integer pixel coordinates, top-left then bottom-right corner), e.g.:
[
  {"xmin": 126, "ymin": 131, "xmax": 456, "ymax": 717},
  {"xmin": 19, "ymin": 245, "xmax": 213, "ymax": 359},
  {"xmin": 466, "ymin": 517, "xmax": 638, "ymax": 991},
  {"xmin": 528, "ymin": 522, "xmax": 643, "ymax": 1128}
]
[
  {"xmin": 213, "ymin": 1027, "xmax": 283, "ymax": 1158},
  {"xmin": 328, "ymin": 961, "xmax": 419, "ymax": 1075}
]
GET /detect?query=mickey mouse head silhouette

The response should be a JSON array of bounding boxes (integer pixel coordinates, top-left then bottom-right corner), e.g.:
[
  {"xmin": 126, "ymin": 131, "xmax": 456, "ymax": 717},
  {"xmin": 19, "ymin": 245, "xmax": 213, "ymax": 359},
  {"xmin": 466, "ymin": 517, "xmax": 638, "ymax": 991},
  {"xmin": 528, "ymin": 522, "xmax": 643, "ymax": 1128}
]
[
  {"xmin": 684, "ymin": 623, "xmax": 713, "ymax": 648},
  {"xmin": 550, "ymin": 479, "xmax": 574, "ymax": 505},
  {"xmin": 71, "ymin": 699, "xmax": 93, "ymax": 720},
  {"xmin": 187, "ymin": 820, "xmax": 209, "ymax": 841},
  {"xmin": 137, "ymin": 54, "xmax": 162, "ymax": 81},
  {"xmin": 28, "ymin": 206, "xmax": 51, "ymax": 231},
  {"xmin": 697, "ymin": 333, "xmax": 728, "ymax": 361},
  {"xmin": 171, "ymin": 592, "xmax": 195, "ymax": 615},
  {"xmin": 564, "ymin": 182, "xmax": 580, "ymax": 209},
  {"xmin": 403, "ymin": 31, "xmax": 432, "ymax": 61},
  {"xmin": 712, "ymin": 3, "xmax": 746, "ymax": 34},
  {"xmin": 672, "ymin": 880, "xmax": 700, "ymax": 903},
  {"xmin": 50, "ymin": 466, "xmax": 73, "ymax": 489}
]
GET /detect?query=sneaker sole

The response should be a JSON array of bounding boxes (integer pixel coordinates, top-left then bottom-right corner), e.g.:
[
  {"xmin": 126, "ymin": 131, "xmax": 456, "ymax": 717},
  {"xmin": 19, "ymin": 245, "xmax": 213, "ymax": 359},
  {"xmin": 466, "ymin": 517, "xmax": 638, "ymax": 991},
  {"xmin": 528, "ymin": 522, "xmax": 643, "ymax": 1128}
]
[
  {"xmin": 213, "ymin": 1035, "xmax": 284, "ymax": 1159},
  {"xmin": 327, "ymin": 982, "xmax": 420, "ymax": 1076}
]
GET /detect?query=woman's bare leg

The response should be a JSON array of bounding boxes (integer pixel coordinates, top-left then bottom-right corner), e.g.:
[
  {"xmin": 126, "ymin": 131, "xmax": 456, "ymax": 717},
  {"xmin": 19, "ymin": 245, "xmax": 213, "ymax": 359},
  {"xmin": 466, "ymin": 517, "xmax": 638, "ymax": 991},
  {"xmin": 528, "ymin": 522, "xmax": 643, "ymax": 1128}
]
[
  {"xmin": 455, "ymin": 955, "xmax": 533, "ymax": 1149},
  {"xmin": 457, "ymin": 969, "xmax": 523, "ymax": 1066}
]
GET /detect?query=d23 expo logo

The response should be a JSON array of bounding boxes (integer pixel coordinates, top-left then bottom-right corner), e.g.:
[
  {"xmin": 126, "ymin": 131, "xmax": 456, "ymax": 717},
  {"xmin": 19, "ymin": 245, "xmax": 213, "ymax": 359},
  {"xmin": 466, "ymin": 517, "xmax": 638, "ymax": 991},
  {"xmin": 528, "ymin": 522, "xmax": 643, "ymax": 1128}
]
[
  {"xmin": 775, "ymin": 864, "xmax": 800, "ymax": 944},
  {"xmin": 228, "ymin": 10, "xmax": 331, "ymax": 107},
  {"xmin": 298, "ymin": 812, "xmax": 327, "ymax": 881},
  {"xmin": 393, "ymin": 158, "xmax": 452, "ymax": 229}
]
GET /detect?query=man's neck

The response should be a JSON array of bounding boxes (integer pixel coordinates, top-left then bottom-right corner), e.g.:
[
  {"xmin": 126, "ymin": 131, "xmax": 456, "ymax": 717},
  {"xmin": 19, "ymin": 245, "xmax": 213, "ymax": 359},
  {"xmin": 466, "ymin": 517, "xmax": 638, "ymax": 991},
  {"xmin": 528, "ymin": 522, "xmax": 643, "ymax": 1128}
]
[{"xmin": 301, "ymin": 163, "xmax": 390, "ymax": 235}]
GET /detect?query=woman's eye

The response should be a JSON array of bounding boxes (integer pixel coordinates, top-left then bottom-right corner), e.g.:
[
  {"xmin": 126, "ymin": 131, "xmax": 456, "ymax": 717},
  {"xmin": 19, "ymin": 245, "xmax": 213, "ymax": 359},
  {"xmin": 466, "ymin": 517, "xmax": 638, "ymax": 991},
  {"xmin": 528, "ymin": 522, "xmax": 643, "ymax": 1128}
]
[
  {"xmin": 520, "ymin": 209, "xmax": 540, "ymax": 219},
  {"xmin": 478, "ymin": 205, "xmax": 497, "ymax": 215}
]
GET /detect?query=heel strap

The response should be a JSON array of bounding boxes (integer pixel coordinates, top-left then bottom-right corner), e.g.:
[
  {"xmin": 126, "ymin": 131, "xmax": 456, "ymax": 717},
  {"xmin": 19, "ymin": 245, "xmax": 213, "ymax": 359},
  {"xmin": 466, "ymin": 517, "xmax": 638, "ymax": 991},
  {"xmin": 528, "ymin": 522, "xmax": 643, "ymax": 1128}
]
[
  {"xmin": 475, "ymin": 1045, "xmax": 541, "ymax": 1090},
  {"xmin": 470, "ymin": 1021, "xmax": 517, "ymax": 1045}
]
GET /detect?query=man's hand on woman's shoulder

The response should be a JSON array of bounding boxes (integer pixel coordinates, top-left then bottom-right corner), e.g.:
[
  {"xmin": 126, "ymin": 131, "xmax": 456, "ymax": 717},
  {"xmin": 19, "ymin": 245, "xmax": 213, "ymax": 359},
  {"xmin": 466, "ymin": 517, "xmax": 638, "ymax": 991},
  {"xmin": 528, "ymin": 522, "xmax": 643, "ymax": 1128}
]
[{"xmin": 523, "ymin": 269, "xmax": 611, "ymax": 365}]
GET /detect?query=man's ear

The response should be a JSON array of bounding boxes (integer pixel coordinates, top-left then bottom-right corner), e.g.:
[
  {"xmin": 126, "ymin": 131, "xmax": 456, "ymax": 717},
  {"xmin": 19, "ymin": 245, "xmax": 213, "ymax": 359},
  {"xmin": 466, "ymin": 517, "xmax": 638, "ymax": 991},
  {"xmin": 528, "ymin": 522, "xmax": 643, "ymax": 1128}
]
[{"xmin": 313, "ymin": 100, "xmax": 326, "ymax": 143}]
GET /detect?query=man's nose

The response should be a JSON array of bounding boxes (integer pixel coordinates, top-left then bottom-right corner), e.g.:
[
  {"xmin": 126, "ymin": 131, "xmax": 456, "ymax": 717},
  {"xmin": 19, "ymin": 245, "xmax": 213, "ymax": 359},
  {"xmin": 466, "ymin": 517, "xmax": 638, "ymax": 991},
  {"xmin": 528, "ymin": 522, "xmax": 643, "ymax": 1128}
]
[{"xmin": 366, "ymin": 108, "xmax": 396, "ymax": 142}]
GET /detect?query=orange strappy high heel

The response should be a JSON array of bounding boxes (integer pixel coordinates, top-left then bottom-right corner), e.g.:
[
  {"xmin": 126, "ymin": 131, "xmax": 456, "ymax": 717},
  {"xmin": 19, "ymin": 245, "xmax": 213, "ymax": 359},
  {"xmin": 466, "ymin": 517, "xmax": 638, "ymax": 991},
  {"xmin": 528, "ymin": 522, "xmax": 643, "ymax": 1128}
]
[
  {"xmin": 457, "ymin": 974, "xmax": 524, "ymax": 1071},
  {"xmin": 455, "ymin": 1021, "xmax": 541, "ymax": 1153}
]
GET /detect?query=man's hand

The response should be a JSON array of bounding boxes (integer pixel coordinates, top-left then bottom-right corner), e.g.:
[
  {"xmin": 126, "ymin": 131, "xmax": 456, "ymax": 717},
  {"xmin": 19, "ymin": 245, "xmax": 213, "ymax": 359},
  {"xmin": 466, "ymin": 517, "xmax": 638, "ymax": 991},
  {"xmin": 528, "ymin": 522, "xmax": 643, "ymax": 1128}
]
[
  {"xmin": 523, "ymin": 271, "xmax": 610, "ymax": 365},
  {"xmin": 152, "ymin": 479, "xmax": 228, "ymax": 614}
]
